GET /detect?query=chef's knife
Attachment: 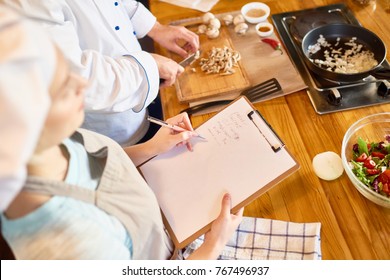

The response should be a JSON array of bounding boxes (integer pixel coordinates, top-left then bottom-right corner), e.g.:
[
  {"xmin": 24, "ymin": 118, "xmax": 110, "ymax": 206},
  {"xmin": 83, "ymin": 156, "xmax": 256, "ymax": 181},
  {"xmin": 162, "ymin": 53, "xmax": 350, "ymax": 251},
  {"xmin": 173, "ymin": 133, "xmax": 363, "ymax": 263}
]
[
  {"xmin": 179, "ymin": 51, "xmax": 200, "ymax": 67},
  {"xmin": 160, "ymin": 51, "xmax": 200, "ymax": 84}
]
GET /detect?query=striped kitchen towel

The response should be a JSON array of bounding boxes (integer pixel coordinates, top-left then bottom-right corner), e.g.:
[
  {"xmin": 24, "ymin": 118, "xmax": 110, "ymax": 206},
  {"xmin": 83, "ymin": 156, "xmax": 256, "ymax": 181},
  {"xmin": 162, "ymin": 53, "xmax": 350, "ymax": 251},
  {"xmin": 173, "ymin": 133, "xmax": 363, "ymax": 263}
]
[{"xmin": 181, "ymin": 217, "xmax": 322, "ymax": 260}]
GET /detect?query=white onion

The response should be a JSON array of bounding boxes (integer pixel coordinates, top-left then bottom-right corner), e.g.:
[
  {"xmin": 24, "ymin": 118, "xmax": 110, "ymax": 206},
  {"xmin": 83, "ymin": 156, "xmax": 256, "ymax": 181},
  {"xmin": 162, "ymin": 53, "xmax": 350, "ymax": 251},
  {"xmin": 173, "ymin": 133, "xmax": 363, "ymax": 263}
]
[{"xmin": 312, "ymin": 151, "xmax": 344, "ymax": 181}]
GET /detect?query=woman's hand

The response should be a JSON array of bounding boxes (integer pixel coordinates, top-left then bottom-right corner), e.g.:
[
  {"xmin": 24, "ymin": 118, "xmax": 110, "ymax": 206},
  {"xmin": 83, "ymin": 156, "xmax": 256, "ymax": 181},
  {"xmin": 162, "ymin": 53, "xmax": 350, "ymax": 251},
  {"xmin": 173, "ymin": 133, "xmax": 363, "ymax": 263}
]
[
  {"xmin": 151, "ymin": 54, "xmax": 184, "ymax": 88},
  {"xmin": 186, "ymin": 193, "xmax": 244, "ymax": 260},
  {"xmin": 148, "ymin": 112, "xmax": 196, "ymax": 154},
  {"xmin": 148, "ymin": 22, "xmax": 199, "ymax": 58},
  {"xmin": 205, "ymin": 193, "xmax": 244, "ymax": 248},
  {"xmin": 124, "ymin": 113, "xmax": 196, "ymax": 166}
]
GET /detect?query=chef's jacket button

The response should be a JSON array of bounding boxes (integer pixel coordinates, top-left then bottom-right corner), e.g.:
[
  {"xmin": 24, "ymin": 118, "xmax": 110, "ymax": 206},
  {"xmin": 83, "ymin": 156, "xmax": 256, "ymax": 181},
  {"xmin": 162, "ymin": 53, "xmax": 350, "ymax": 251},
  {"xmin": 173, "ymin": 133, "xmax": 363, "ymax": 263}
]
[
  {"xmin": 115, "ymin": 26, "xmax": 120, "ymax": 30},
  {"xmin": 133, "ymin": 31, "xmax": 136, "ymax": 35},
  {"xmin": 114, "ymin": 2, "xmax": 118, "ymax": 6}
]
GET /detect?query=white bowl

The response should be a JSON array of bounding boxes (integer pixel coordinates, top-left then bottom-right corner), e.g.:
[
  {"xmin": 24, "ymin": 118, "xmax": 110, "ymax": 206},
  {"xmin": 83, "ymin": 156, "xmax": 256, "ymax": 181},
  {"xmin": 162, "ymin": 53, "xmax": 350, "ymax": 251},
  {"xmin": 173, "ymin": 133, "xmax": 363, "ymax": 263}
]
[
  {"xmin": 255, "ymin": 22, "xmax": 274, "ymax": 37},
  {"xmin": 241, "ymin": 2, "xmax": 270, "ymax": 24},
  {"xmin": 341, "ymin": 113, "xmax": 390, "ymax": 208}
]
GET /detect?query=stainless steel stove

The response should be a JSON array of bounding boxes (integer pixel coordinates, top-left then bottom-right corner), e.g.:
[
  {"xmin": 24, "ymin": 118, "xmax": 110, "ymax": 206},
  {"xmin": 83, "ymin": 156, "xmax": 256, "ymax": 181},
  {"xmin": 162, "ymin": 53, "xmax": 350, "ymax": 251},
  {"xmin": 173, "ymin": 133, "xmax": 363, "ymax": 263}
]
[{"xmin": 272, "ymin": 3, "xmax": 390, "ymax": 114}]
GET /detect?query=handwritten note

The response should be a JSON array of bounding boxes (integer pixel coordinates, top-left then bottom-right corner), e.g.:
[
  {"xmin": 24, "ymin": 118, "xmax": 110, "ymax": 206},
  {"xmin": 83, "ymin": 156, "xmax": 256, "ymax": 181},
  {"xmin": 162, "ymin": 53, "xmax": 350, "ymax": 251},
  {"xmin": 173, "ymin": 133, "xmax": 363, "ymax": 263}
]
[
  {"xmin": 140, "ymin": 97, "xmax": 299, "ymax": 247},
  {"xmin": 207, "ymin": 112, "xmax": 247, "ymax": 146}
]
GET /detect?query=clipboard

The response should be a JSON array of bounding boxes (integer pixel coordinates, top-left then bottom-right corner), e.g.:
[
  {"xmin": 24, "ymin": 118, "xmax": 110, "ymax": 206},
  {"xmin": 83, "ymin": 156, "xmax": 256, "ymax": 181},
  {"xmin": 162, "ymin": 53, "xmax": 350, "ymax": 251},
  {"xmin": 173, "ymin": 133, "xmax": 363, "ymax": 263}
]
[{"xmin": 139, "ymin": 96, "xmax": 300, "ymax": 249}]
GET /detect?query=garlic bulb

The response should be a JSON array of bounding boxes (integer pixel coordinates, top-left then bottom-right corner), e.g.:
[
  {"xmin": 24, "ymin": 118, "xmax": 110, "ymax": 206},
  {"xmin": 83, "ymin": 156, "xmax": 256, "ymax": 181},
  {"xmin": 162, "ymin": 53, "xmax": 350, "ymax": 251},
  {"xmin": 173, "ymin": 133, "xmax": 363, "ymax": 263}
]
[
  {"xmin": 209, "ymin": 18, "xmax": 221, "ymax": 29},
  {"xmin": 197, "ymin": 24, "xmax": 208, "ymax": 34},
  {"xmin": 206, "ymin": 28, "xmax": 220, "ymax": 39},
  {"xmin": 202, "ymin": 12, "xmax": 215, "ymax": 24},
  {"xmin": 233, "ymin": 14, "xmax": 245, "ymax": 26},
  {"xmin": 222, "ymin": 14, "xmax": 233, "ymax": 26},
  {"xmin": 234, "ymin": 22, "xmax": 249, "ymax": 35}
]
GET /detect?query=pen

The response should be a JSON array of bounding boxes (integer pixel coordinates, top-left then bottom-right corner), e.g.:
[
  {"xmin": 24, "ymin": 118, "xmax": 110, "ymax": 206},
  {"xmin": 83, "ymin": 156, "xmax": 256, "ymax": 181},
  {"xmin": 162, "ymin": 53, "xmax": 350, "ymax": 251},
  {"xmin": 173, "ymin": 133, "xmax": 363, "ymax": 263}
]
[{"xmin": 147, "ymin": 116, "xmax": 206, "ymax": 140}]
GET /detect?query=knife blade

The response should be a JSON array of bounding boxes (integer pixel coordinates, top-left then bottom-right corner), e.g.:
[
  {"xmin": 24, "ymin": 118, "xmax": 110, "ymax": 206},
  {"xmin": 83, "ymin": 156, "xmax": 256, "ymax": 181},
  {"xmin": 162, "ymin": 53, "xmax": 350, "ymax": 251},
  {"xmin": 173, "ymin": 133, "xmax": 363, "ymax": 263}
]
[{"xmin": 178, "ymin": 51, "xmax": 200, "ymax": 67}]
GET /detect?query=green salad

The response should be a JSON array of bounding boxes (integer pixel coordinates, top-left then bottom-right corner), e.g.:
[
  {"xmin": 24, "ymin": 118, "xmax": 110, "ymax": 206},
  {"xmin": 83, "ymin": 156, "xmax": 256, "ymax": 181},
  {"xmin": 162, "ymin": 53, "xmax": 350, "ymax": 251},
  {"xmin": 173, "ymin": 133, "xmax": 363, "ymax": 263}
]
[{"xmin": 350, "ymin": 136, "xmax": 390, "ymax": 198}]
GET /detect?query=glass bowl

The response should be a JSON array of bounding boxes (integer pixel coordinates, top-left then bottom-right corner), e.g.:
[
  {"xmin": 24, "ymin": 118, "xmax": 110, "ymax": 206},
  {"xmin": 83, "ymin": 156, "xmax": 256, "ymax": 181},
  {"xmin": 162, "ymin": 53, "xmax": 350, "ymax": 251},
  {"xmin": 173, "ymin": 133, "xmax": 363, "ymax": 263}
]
[{"xmin": 341, "ymin": 113, "xmax": 390, "ymax": 208}]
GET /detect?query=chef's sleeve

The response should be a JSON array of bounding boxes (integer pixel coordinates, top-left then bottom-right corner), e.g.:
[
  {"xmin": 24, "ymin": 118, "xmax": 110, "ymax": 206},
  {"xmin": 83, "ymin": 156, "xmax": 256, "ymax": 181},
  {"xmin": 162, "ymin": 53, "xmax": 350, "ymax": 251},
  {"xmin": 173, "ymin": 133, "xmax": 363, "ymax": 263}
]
[
  {"xmin": 122, "ymin": 0, "xmax": 157, "ymax": 38},
  {"xmin": 5, "ymin": 0, "xmax": 160, "ymax": 113}
]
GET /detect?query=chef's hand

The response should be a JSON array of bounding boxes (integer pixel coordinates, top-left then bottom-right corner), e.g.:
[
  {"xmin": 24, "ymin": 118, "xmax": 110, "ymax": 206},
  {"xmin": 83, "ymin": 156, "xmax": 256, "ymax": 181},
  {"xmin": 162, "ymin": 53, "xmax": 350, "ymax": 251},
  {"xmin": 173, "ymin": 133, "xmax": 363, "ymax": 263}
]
[
  {"xmin": 148, "ymin": 112, "xmax": 196, "ymax": 153},
  {"xmin": 151, "ymin": 53, "xmax": 184, "ymax": 88},
  {"xmin": 186, "ymin": 193, "xmax": 244, "ymax": 260},
  {"xmin": 148, "ymin": 22, "xmax": 199, "ymax": 58}
]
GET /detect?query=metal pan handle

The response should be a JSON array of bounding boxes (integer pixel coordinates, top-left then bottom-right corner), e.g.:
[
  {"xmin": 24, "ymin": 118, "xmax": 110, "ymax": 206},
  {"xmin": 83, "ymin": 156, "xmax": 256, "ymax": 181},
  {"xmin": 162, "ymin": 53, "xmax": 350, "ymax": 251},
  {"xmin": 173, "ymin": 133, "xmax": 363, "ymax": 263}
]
[{"xmin": 371, "ymin": 66, "xmax": 390, "ymax": 80}]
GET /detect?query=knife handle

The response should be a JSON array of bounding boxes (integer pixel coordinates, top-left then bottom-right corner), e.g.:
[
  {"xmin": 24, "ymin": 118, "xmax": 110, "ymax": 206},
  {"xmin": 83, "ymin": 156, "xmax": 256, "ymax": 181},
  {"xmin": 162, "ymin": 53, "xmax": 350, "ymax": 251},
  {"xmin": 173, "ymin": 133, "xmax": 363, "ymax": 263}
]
[{"xmin": 181, "ymin": 100, "xmax": 231, "ymax": 115}]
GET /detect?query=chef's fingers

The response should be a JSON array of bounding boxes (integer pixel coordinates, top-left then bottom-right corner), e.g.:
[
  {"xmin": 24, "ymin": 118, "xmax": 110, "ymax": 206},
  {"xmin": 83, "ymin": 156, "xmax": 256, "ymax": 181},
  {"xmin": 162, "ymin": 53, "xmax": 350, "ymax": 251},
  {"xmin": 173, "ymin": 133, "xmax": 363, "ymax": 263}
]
[
  {"xmin": 168, "ymin": 44, "xmax": 189, "ymax": 58},
  {"xmin": 178, "ymin": 27, "xmax": 200, "ymax": 51},
  {"xmin": 159, "ymin": 64, "xmax": 184, "ymax": 88},
  {"xmin": 170, "ymin": 28, "xmax": 199, "ymax": 58}
]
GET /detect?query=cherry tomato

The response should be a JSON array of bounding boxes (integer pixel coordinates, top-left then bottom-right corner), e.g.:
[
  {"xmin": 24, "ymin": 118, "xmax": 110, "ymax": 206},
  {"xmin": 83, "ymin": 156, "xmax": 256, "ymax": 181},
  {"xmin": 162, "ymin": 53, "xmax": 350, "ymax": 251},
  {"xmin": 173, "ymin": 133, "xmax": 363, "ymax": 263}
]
[
  {"xmin": 356, "ymin": 153, "xmax": 368, "ymax": 162},
  {"xmin": 383, "ymin": 183, "xmax": 390, "ymax": 195},
  {"xmin": 366, "ymin": 169, "xmax": 380, "ymax": 175},
  {"xmin": 371, "ymin": 151, "xmax": 385, "ymax": 159},
  {"xmin": 363, "ymin": 157, "xmax": 376, "ymax": 169},
  {"xmin": 383, "ymin": 169, "xmax": 390, "ymax": 178},
  {"xmin": 378, "ymin": 170, "xmax": 390, "ymax": 184}
]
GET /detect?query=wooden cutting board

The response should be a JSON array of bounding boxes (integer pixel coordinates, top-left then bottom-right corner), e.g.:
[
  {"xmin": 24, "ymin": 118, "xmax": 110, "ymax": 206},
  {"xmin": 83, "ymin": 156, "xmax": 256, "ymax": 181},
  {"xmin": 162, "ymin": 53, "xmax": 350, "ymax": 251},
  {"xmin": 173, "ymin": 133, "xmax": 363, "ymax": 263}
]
[{"xmin": 167, "ymin": 20, "xmax": 250, "ymax": 103}]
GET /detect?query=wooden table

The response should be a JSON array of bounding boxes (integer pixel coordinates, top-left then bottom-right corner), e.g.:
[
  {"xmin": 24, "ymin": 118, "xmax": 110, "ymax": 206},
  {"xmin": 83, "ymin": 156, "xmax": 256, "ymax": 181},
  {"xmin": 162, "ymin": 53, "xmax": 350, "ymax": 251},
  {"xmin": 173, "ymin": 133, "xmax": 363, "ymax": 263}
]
[{"xmin": 149, "ymin": 0, "xmax": 390, "ymax": 259}]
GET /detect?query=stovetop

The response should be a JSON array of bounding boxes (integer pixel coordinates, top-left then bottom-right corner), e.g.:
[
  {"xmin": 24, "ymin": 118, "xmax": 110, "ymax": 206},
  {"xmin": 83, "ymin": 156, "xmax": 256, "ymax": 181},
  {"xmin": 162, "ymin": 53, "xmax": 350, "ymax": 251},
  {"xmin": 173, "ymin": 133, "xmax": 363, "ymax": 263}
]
[{"xmin": 272, "ymin": 3, "xmax": 390, "ymax": 114}]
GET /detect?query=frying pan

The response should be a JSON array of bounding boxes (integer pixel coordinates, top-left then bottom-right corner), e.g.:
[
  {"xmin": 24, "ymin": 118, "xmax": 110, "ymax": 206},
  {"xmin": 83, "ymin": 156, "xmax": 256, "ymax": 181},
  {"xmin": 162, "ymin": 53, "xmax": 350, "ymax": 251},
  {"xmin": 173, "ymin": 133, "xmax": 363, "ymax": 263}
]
[{"xmin": 301, "ymin": 24, "xmax": 390, "ymax": 82}]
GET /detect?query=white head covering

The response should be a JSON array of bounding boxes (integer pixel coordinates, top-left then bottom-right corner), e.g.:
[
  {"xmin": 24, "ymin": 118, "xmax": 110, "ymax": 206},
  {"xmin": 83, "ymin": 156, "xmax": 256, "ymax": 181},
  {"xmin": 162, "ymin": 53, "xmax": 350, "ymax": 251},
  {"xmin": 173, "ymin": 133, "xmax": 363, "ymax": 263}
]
[{"xmin": 0, "ymin": 5, "xmax": 57, "ymax": 212}]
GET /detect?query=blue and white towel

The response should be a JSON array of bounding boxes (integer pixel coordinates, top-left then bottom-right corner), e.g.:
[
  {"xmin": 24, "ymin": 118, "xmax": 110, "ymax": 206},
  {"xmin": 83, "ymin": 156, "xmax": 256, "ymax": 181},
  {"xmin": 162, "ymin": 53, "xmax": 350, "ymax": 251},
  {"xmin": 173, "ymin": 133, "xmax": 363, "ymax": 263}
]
[{"xmin": 181, "ymin": 217, "xmax": 322, "ymax": 260}]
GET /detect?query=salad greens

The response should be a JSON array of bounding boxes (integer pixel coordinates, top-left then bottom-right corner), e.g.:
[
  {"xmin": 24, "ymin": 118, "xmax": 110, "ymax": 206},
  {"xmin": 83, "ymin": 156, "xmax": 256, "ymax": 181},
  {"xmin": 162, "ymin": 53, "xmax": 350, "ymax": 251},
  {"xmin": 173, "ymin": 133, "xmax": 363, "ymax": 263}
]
[{"xmin": 350, "ymin": 136, "xmax": 390, "ymax": 198}]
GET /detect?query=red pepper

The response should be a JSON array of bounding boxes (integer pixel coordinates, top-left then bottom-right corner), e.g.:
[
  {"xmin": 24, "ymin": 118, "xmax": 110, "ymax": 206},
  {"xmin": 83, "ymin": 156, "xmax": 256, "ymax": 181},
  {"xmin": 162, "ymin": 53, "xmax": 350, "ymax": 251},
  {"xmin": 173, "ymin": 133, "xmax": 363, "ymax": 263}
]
[{"xmin": 262, "ymin": 38, "xmax": 283, "ymax": 54}]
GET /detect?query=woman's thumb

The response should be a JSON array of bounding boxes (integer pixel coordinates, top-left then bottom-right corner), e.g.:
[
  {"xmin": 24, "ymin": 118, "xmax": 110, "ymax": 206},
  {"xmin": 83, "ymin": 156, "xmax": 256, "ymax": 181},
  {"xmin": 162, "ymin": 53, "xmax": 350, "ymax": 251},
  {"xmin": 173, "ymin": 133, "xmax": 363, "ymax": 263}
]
[{"xmin": 220, "ymin": 193, "xmax": 232, "ymax": 216}]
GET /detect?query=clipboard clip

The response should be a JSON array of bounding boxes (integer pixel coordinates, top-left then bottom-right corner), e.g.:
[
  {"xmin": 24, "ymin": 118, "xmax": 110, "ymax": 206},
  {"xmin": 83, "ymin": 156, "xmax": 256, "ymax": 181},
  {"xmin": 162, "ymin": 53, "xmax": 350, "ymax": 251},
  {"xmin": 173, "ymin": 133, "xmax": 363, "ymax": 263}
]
[{"xmin": 248, "ymin": 111, "xmax": 285, "ymax": 152}]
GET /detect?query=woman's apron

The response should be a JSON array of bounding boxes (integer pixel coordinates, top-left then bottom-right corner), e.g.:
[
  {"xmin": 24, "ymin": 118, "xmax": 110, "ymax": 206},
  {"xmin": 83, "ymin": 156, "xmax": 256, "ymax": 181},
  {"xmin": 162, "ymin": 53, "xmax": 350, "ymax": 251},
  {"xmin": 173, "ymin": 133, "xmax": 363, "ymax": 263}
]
[{"xmin": 23, "ymin": 129, "xmax": 173, "ymax": 259}]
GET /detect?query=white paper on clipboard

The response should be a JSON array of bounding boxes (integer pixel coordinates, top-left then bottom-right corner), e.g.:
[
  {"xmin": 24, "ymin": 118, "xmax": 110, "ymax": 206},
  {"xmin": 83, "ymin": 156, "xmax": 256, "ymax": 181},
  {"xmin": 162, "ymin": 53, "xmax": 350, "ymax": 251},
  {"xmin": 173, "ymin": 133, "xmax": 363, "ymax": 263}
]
[{"xmin": 139, "ymin": 97, "xmax": 299, "ymax": 248}]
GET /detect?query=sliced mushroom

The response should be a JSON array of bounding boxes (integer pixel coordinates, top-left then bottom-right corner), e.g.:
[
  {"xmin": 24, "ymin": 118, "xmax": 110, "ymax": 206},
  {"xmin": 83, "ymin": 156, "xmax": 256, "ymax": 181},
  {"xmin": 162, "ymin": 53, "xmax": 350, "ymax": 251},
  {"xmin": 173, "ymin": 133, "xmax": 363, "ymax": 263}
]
[
  {"xmin": 199, "ymin": 46, "xmax": 241, "ymax": 75},
  {"xmin": 194, "ymin": 50, "xmax": 201, "ymax": 60}
]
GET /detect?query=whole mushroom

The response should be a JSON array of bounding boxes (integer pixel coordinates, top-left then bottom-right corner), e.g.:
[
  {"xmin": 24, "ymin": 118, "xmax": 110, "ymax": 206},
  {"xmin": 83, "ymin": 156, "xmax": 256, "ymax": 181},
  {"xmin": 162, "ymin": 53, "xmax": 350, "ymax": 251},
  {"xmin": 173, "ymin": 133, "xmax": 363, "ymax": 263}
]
[
  {"xmin": 209, "ymin": 18, "xmax": 221, "ymax": 29},
  {"xmin": 233, "ymin": 14, "xmax": 245, "ymax": 26},
  {"xmin": 222, "ymin": 14, "xmax": 233, "ymax": 26},
  {"xmin": 197, "ymin": 24, "xmax": 208, "ymax": 34},
  {"xmin": 206, "ymin": 28, "xmax": 220, "ymax": 39},
  {"xmin": 202, "ymin": 12, "xmax": 215, "ymax": 24},
  {"xmin": 234, "ymin": 22, "xmax": 249, "ymax": 35}
]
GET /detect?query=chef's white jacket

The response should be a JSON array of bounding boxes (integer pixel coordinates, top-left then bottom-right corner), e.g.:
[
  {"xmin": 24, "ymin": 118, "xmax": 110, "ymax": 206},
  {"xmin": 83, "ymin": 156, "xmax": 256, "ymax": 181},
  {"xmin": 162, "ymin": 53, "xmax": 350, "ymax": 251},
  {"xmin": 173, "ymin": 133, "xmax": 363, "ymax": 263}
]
[{"xmin": 3, "ymin": 0, "xmax": 160, "ymax": 145}]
